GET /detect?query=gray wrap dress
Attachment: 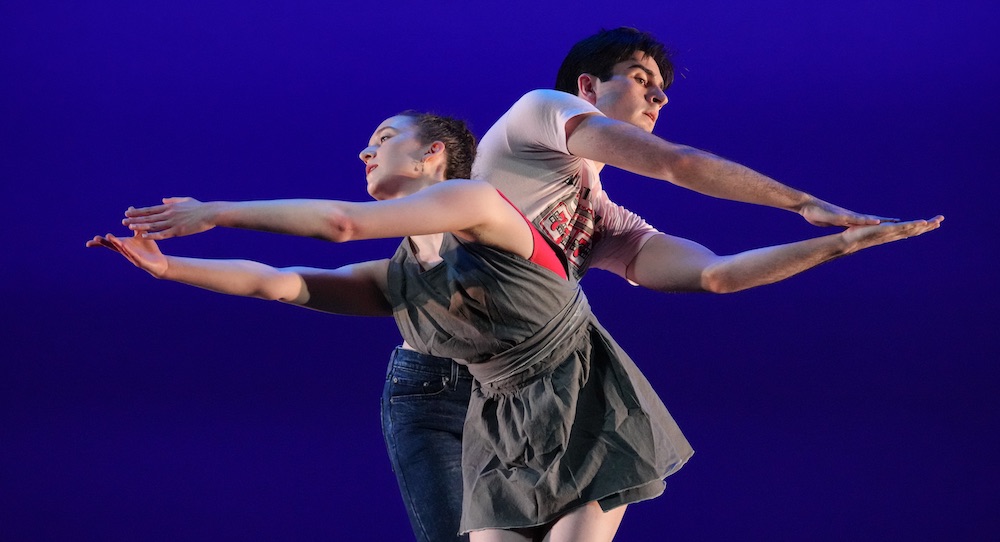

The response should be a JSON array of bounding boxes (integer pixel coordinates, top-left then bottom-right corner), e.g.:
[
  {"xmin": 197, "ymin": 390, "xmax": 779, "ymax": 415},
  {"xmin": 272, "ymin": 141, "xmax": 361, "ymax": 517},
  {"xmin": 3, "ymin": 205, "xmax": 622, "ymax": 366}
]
[{"xmin": 387, "ymin": 234, "xmax": 693, "ymax": 534}]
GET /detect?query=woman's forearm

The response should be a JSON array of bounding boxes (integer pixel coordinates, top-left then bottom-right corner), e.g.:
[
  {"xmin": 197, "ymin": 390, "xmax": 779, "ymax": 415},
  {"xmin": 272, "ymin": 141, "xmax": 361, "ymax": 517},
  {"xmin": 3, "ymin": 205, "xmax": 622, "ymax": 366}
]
[{"xmin": 161, "ymin": 256, "xmax": 305, "ymax": 302}]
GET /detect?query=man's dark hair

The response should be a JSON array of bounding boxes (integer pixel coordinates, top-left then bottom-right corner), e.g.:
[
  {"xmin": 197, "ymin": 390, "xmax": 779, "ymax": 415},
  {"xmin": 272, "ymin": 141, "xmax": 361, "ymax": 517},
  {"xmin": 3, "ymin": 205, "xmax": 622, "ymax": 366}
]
[
  {"xmin": 397, "ymin": 111, "xmax": 477, "ymax": 180},
  {"xmin": 554, "ymin": 27, "xmax": 674, "ymax": 95}
]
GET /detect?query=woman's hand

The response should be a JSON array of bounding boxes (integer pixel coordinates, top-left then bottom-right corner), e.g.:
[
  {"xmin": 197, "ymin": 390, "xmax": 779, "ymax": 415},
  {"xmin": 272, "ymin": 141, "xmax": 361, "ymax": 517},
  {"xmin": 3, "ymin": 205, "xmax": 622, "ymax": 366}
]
[
  {"xmin": 86, "ymin": 230, "xmax": 169, "ymax": 277},
  {"xmin": 122, "ymin": 197, "xmax": 216, "ymax": 240}
]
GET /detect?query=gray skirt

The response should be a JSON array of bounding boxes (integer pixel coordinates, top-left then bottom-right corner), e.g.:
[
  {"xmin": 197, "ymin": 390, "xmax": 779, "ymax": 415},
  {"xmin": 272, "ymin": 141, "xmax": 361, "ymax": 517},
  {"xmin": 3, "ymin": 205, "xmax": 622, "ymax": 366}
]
[{"xmin": 458, "ymin": 322, "xmax": 693, "ymax": 533}]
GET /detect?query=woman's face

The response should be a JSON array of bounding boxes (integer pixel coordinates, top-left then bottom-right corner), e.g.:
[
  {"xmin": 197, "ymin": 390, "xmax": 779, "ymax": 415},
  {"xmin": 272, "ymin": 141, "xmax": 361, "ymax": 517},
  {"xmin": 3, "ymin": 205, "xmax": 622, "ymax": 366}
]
[{"xmin": 358, "ymin": 115, "xmax": 428, "ymax": 200}]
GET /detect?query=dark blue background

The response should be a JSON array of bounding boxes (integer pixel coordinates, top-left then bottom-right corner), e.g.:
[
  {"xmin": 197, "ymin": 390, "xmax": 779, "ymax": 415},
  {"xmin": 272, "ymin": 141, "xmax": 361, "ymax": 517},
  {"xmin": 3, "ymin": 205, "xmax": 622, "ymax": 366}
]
[{"xmin": 2, "ymin": 1, "xmax": 997, "ymax": 540}]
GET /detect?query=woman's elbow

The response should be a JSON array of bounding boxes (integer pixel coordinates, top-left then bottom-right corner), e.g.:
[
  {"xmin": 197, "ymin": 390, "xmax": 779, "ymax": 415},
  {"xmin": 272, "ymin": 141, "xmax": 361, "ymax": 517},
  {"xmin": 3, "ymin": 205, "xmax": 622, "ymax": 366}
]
[
  {"xmin": 252, "ymin": 284, "xmax": 285, "ymax": 301},
  {"xmin": 323, "ymin": 213, "xmax": 357, "ymax": 243},
  {"xmin": 257, "ymin": 271, "xmax": 305, "ymax": 302}
]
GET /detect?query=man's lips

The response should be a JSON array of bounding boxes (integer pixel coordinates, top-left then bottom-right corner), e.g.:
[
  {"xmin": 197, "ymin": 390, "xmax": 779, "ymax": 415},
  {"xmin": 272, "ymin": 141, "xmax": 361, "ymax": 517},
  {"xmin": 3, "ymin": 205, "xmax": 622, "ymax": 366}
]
[{"xmin": 365, "ymin": 164, "xmax": 378, "ymax": 176}]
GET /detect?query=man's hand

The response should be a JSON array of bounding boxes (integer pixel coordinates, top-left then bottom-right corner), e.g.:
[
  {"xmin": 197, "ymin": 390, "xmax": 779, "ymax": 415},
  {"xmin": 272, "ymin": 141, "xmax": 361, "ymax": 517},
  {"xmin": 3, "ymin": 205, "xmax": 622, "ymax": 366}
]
[
  {"xmin": 841, "ymin": 215, "xmax": 945, "ymax": 251},
  {"xmin": 799, "ymin": 197, "xmax": 900, "ymax": 227},
  {"xmin": 122, "ymin": 197, "xmax": 216, "ymax": 240}
]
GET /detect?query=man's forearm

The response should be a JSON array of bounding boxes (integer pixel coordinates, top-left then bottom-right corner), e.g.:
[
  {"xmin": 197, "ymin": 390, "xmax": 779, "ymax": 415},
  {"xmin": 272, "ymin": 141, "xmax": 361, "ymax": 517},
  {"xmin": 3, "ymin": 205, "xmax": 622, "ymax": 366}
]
[
  {"xmin": 701, "ymin": 233, "xmax": 849, "ymax": 294},
  {"xmin": 569, "ymin": 116, "xmax": 811, "ymax": 210},
  {"xmin": 668, "ymin": 146, "xmax": 813, "ymax": 213}
]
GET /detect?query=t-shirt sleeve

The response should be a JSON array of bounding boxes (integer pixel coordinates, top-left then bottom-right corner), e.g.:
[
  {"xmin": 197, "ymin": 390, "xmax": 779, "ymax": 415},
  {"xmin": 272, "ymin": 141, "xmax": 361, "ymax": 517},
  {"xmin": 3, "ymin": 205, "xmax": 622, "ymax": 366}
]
[
  {"xmin": 504, "ymin": 89, "xmax": 603, "ymax": 155},
  {"xmin": 588, "ymin": 196, "xmax": 660, "ymax": 280}
]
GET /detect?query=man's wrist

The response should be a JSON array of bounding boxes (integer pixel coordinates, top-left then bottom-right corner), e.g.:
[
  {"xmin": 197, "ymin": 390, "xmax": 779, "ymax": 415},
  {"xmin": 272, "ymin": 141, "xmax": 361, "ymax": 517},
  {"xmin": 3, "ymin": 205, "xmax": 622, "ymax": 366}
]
[{"xmin": 791, "ymin": 193, "xmax": 818, "ymax": 215}]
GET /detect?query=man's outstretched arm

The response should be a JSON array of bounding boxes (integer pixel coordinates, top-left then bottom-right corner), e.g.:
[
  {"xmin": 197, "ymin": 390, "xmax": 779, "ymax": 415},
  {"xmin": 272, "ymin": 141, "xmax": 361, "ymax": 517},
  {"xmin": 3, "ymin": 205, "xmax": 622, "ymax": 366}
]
[
  {"xmin": 623, "ymin": 216, "xmax": 943, "ymax": 294},
  {"xmin": 566, "ymin": 115, "xmax": 896, "ymax": 227}
]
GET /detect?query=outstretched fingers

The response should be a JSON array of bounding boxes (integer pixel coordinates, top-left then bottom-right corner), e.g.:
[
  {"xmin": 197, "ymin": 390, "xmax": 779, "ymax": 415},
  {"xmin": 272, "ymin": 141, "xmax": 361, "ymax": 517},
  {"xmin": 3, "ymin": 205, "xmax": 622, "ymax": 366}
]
[
  {"xmin": 85, "ymin": 235, "xmax": 120, "ymax": 251},
  {"xmin": 842, "ymin": 211, "xmax": 885, "ymax": 226},
  {"xmin": 122, "ymin": 219, "xmax": 173, "ymax": 238},
  {"xmin": 85, "ymin": 234, "xmax": 140, "ymax": 268},
  {"xmin": 122, "ymin": 201, "xmax": 178, "ymax": 233},
  {"xmin": 123, "ymin": 204, "xmax": 167, "ymax": 219},
  {"xmin": 120, "ymin": 197, "xmax": 205, "ymax": 240},
  {"xmin": 802, "ymin": 198, "xmax": 902, "ymax": 227},
  {"xmin": 847, "ymin": 215, "xmax": 944, "ymax": 249},
  {"xmin": 862, "ymin": 213, "xmax": 901, "ymax": 224},
  {"xmin": 106, "ymin": 233, "xmax": 145, "ymax": 268},
  {"xmin": 903, "ymin": 215, "xmax": 945, "ymax": 237}
]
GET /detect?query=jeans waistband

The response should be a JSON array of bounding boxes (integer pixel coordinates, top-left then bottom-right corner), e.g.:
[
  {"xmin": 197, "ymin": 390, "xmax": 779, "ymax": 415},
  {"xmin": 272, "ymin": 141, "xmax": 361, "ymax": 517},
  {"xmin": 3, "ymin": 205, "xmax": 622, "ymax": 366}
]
[{"xmin": 387, "ymin": 346, "xmax": 471, "ymax": 382}]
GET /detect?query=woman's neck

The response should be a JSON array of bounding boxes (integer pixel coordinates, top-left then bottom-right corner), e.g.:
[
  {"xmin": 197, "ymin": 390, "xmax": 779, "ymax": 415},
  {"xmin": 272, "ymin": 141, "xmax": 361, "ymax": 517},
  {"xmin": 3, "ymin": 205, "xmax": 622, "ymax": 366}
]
[{"xmin": 408, "ymin": 233, "xmax": 445, "ymax": 269}]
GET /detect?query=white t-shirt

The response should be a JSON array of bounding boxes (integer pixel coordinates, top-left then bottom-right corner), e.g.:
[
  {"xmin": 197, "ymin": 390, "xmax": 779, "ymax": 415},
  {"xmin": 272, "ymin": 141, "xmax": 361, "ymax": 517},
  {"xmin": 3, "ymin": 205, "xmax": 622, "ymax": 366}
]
[{"xmin": 472, "ymin": 89, "xmax": 659, "ymax": 280}]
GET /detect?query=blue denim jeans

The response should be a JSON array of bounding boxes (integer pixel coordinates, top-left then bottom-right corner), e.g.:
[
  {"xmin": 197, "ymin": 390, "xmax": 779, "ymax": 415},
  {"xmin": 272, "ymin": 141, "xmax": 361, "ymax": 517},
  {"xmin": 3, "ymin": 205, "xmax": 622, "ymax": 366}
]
[{"xmin": 381, "ymin": 347, "xmax": 473, "ymax": 542}]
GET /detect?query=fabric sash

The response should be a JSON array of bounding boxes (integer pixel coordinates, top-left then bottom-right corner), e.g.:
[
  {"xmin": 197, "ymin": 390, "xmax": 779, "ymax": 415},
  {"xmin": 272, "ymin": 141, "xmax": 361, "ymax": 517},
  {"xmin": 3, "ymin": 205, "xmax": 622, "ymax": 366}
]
[{"xmin": 467, "ymin": 288, "xmax": 591, "ymax": 390}]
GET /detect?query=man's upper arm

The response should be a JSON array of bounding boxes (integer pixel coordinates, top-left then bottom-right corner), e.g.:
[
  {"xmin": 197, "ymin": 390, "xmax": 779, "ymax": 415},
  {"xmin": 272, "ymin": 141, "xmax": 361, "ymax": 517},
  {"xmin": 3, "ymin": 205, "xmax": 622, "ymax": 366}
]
[
  {"xmin": 587, "ymin": 197, "xmax": 660, "ymax": 280},
  {"xmin": 503, "ymin": 89, "xmax": 605, "ymax": 155},
  {"xmin": 563, "ymin": 113, "xmax": 596, "ymax": 144},
  {"xmin": 566, "ymin": 115, "xmax": 684, "ymax": 179},
  {"xmin": 625, "ymin": 233, "xmax": 717, "ymax": 293}
]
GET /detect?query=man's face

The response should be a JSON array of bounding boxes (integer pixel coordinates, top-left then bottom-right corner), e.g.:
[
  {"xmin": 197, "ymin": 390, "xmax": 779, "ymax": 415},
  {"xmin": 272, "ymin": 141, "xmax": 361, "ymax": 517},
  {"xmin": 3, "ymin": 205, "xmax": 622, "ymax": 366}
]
[{"xmin": 588, "ymin": 51, "xmax": 667, "ymax": 132}]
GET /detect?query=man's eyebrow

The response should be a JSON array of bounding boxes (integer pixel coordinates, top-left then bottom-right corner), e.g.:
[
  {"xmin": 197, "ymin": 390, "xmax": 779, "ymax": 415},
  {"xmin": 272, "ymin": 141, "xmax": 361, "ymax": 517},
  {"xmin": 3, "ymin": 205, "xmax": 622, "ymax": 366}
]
[{"xmin": 626, "ymin": 63, "xmax": 666, "ymax": 89}]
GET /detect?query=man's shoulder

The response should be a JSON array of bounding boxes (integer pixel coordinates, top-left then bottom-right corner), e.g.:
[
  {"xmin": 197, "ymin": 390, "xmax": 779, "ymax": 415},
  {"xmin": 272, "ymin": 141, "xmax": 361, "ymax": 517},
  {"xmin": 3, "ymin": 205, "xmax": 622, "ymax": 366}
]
[
  {"xmin": 476, "ymin": 89, "xmax": 599, "ymax": 168},
  {"xmin": 495, "ymin": 89, "xmax": 601, "ymax": 139},
  {"xmin": 512, "ymin": 88, "xmax": 587, "ymax": 111}
]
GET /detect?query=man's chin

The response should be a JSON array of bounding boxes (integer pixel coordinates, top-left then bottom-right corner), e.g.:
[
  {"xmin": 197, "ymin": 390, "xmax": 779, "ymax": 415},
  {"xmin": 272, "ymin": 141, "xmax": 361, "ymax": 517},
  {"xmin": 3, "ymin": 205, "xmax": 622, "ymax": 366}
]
[{"xmin": 635, "ymin": 115, "xmax": 656, "ymax": 132}]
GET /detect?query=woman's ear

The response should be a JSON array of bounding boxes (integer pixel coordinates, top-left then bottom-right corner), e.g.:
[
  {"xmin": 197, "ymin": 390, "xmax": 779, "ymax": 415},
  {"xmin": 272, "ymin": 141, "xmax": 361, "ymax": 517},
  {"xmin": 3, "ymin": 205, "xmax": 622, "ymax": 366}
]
[
  {"xmin": 424, "ymin": 141, "xmax": 446, "ymax": 160},
  {"xmin": 421, "ymin": 141, "xmax": 448, "ymax": 177}
]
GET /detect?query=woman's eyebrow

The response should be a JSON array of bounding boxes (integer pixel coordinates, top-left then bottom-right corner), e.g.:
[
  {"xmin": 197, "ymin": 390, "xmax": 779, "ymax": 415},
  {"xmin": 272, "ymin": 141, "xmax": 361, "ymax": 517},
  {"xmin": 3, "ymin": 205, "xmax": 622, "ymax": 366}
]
[{"xmin": 369, "ymin": 127, "xmax": 395, "ymax": 145}]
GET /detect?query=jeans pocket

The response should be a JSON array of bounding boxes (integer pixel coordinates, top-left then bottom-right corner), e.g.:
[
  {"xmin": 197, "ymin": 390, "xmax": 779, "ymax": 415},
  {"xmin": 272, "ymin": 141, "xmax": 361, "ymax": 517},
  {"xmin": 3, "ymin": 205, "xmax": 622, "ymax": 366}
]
[{"xmin": 386, "ymin": 365, "xmax": 450, "ymax": 402}]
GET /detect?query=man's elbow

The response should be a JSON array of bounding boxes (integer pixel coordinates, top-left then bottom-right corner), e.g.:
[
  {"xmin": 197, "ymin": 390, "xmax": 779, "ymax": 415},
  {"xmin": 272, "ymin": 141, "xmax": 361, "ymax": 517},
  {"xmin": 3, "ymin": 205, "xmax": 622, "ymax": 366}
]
[
  {"xmin": 657, "ymin": 147, "xmax": 699, "ymax": 185},
  {"xmin": 700, "ymin": 266, "xmax": 742, "ymax": 294}
]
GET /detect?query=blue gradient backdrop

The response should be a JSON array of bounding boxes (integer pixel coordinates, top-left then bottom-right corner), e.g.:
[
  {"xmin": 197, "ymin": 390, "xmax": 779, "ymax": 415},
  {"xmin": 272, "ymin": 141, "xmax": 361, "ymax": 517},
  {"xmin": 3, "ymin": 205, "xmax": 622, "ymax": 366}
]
[{"xmin": 2, "ymin": 1, "xmax": 997, "ymax": 540}]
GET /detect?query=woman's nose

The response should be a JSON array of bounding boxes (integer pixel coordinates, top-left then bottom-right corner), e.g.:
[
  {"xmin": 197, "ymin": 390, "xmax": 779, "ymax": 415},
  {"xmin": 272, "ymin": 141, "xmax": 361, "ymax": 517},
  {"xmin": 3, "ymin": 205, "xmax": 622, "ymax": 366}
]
[{"xmin": 359, "ymin": 146, "xmax": 375, "ymax": 162}]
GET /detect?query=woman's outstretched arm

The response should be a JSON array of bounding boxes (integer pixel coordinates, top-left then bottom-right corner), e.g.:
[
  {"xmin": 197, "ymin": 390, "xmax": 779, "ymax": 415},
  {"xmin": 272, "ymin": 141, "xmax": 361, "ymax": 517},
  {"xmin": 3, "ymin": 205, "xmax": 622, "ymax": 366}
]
[
  {"xmin": 86, "ymin": 231, "xmax": 391, "ymax": 316},
  {"xmin": 121, "ymin": 180, "xmax": 534, "ymax": 259},
  {"xmin": 123, "ymin": 181, "xmax": 511, "ymax": 240}
]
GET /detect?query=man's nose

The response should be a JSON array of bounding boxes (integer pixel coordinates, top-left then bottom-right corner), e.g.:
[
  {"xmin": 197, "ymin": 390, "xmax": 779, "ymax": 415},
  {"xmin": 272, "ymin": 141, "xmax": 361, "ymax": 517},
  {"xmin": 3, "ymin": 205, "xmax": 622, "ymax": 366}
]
[{"xmin": 650, "ymin": 87, "xmax": 667, "ymax": 107}]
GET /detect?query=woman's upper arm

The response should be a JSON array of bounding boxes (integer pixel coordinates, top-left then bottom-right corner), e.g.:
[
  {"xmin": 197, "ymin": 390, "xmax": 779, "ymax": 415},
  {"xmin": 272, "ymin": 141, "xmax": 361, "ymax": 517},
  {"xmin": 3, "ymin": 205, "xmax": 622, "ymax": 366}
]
[
  {"xmin": 284, "ymin": 259, "xmax": 392, "ymax": 316},
  {"xmin": 347, "ymin": 180, "xmax": 503, "ymax": 241}
]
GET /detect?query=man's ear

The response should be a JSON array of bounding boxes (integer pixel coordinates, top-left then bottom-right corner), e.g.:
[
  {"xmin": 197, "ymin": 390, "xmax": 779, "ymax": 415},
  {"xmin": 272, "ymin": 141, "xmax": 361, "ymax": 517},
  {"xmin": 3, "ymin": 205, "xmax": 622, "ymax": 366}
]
[{"xmin": 577, "ymin": 73, "xmax": 599, "ymax": 104}]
